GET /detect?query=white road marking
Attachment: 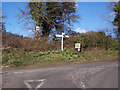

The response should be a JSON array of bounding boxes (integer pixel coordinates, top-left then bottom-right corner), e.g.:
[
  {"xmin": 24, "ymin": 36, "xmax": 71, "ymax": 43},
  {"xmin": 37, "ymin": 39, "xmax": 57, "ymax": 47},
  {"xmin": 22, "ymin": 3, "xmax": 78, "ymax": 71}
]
[
  {"xmin": 24, "ymin": 79, "xmax": 46, "ymax": 88},
  {"xmin": 0, "ymin": 72, "xmax": 3, "ymax": 74},
  {"xmin": 82, "ymin": 85, "xmax": 85, "ymax": 88},
  {"xmin": 14, "ymin": 72, "xmax": 23, "ymax": 74},
  {"xmin": 24, "ymin": 80, "xmax": 32, "ymax": 88},
  {"xmin": 81, "ymin": 81, "xmax": 86, "ymax": 88}
]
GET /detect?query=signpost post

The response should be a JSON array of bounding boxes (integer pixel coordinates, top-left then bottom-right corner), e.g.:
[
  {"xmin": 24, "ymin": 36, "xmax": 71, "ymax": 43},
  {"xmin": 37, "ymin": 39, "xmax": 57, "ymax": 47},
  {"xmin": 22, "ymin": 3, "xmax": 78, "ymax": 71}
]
[{"xmin": 56, "ymin": 33, "xmax": 69, "ymax": 51}]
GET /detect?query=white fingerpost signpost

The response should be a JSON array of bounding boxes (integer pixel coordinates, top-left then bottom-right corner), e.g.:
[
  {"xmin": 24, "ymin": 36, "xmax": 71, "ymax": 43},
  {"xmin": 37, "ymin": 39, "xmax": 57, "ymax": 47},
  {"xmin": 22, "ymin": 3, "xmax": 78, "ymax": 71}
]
[{"xmin": 56, "ymin": 33, "xmax": 69, "ymax": 51}]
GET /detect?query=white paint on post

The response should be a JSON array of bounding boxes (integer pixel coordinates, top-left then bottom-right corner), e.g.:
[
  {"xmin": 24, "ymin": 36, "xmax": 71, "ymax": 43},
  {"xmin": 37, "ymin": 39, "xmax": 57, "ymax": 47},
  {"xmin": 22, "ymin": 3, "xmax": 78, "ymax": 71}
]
[
  {"xmin": 56, "ymin": 33, "xmax": 69, "ymax": 51},
  {"xmin": 61, "ymin": 33, "xmax": 64, "ymax": 51},
  {"xmin": 36, "ymin": 26, "xmax": 39, "ymax": 31}
]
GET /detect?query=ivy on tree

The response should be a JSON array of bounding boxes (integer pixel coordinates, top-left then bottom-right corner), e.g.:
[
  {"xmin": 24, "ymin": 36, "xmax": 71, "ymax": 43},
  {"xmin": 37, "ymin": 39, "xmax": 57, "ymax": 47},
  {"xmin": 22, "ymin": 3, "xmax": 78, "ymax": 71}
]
[
  {"xmin": 112, "ymin": 1, "xmax": 120, "ymax": 40},
  {"xmin": 19, "ymin": 2, "xmax": 78, "ymax": 40}
]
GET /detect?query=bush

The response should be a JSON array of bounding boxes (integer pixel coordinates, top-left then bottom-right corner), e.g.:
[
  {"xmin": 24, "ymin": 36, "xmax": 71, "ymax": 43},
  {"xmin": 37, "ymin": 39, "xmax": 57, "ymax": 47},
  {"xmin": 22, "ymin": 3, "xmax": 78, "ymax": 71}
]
[
  {"xmin": 11, "ymin": 61, "xmax": 23, "ymax": 67},
  {"xmin": 2, "ymin": 31, "xmax": 118, "ymax": 54},
  {"xmin": 2, "ymin": 33, "xmax": 60, "ymax": 53},
  {"xmin": 2, "ymin": 56, "xmax": 9, "ymax": 64}
]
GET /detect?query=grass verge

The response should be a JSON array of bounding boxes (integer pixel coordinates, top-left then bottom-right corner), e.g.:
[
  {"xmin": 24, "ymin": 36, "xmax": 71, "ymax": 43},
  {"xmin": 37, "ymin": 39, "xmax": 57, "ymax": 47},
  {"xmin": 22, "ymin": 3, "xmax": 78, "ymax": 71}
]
[{"xmin": 2, "ymin": 48, "xmax": 118, "ymax": 69}]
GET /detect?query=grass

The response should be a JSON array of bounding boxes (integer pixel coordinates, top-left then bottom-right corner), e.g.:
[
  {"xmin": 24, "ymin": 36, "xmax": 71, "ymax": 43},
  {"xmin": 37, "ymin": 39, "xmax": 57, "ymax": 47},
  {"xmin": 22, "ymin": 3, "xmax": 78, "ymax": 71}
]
[{"xmin": 2, "ymin": 48, "xmax": 118, "ymax": 68}]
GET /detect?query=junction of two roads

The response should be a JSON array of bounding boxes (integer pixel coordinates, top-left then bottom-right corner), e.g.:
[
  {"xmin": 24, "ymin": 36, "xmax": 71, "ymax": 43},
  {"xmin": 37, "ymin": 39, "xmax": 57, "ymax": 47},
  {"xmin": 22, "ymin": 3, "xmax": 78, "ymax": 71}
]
[{"xmin": 1, "ymin": 61, "xmax": 118, "ymax": 89}]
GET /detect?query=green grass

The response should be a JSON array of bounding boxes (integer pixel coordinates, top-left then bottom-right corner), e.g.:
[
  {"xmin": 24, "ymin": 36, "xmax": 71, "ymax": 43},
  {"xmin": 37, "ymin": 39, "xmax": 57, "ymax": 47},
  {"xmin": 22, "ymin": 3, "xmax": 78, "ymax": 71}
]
[{"xmin": 2, "ymin": 48, "xmax": 118, "ymax": 68}]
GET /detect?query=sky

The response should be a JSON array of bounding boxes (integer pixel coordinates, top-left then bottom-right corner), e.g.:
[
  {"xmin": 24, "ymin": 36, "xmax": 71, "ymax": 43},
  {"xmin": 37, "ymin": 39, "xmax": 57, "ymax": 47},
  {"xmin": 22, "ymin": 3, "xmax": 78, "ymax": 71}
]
[
  {"xmin": 74, "ymin": 2, "xmax": 114, "ymax": 33},
  {"xmin": 2, "ymin": 2, "xmax": 115, "ymax": 37}
]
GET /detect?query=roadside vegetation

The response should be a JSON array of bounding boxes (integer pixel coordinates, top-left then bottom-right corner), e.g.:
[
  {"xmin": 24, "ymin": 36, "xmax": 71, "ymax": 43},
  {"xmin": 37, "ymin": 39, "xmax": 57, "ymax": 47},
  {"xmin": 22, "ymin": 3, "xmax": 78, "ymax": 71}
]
[
  {"xmin": 2, "ymin": 48, "xmax": 118, "ymax": 67},
  {"xmin": 2, "ymin": 31, "xmax": 118, "ymax": 68}
]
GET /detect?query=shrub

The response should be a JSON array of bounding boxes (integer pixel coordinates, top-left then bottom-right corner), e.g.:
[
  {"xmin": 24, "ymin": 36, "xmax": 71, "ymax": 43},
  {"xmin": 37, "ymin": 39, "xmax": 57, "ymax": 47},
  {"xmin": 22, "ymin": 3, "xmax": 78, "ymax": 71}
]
[
  {"xmin": 2, "ymin": 56, "xmax": 9, "ymax": 64},
  {"xmin": 2, "ymin": 31, "xmax": 118, "ymax": 54},
  {"xmin": 11, "ymin": 61, "xmax": 23, "ymax": 67}
]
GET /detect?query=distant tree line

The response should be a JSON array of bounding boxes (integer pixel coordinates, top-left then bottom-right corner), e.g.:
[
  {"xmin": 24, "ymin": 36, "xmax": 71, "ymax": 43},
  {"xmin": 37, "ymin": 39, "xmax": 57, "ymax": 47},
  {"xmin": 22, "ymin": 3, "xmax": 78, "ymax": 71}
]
[
  {"xmin": 64, "ymin": 31, "xmax": 118, "ymax": 51},
  {"xmin": 2, "ymin": 30, "xmax": 118, "ymax": 53}
]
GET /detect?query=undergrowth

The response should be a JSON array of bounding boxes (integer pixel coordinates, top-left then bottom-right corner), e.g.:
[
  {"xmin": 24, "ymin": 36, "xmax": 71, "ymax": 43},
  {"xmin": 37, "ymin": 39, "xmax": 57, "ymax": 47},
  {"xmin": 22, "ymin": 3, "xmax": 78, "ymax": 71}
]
[{"xmin": 2, "ymin": 48, "xmax": 118, "ymax": 67}]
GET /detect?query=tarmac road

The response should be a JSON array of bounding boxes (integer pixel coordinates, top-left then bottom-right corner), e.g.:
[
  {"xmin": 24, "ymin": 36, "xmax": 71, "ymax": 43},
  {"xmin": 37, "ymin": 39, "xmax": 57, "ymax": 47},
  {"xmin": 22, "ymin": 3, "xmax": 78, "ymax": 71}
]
[{"xmin": 1, "ymin": 61, "xmax": 118, "ymax": 89}]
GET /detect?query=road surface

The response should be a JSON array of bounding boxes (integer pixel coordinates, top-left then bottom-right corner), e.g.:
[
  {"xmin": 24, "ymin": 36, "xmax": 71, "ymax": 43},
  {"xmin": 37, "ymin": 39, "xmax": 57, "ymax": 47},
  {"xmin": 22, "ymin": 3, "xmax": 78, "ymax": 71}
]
[{"xmin": 1, "ymin": 61, "xmax": 118, "ymax": 89}]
